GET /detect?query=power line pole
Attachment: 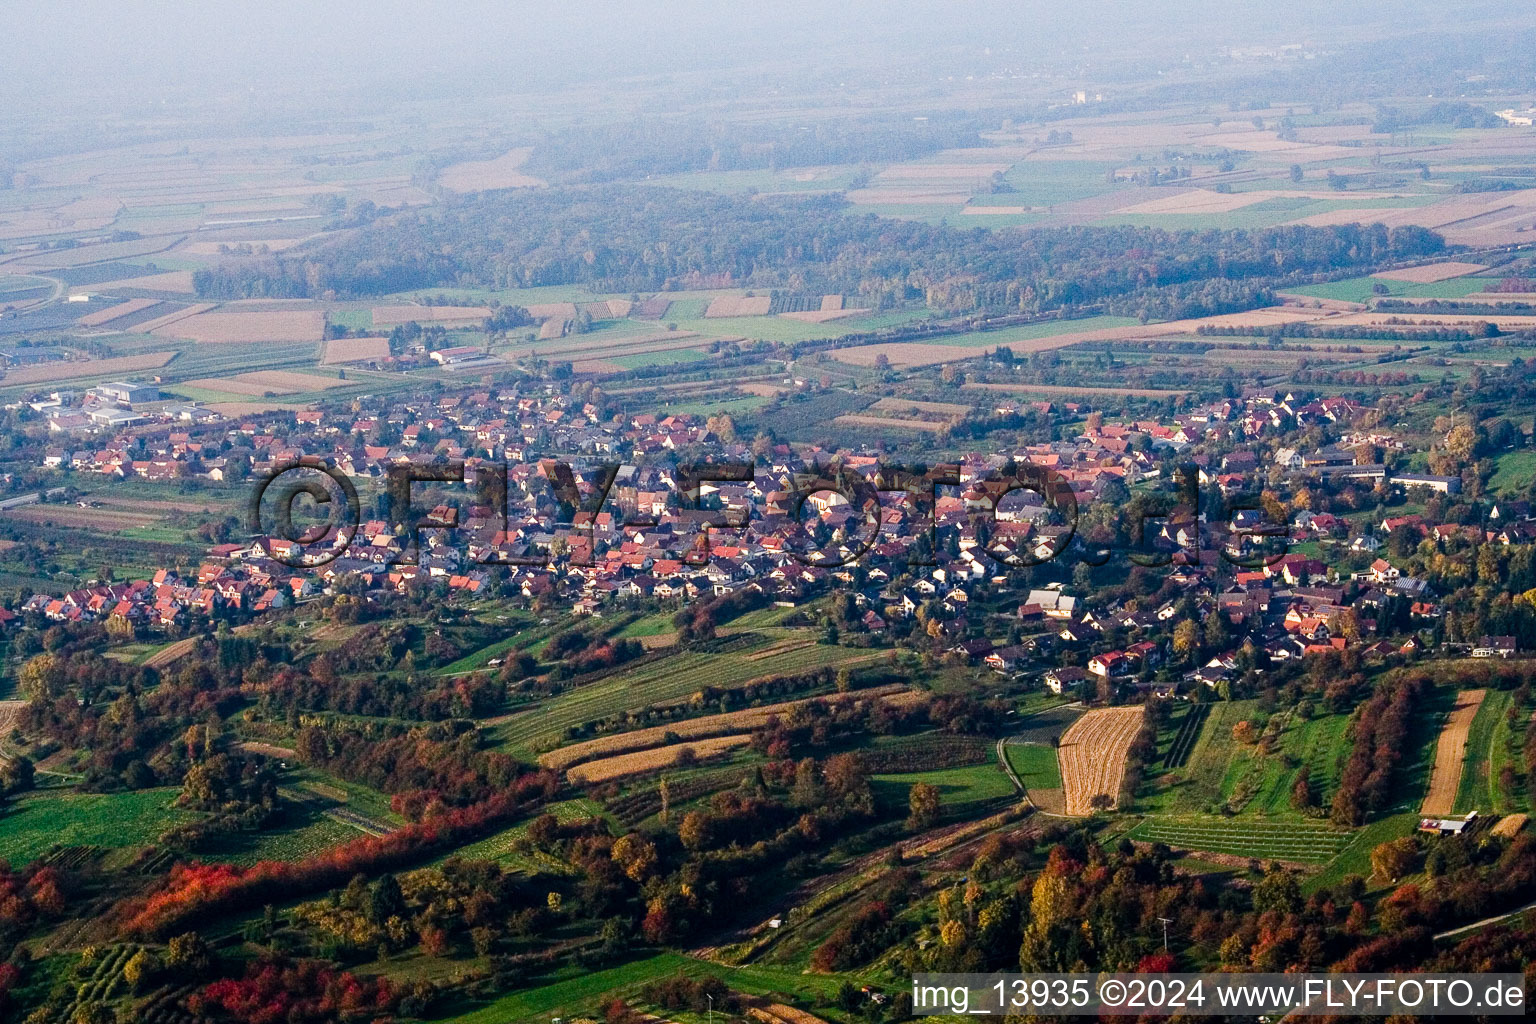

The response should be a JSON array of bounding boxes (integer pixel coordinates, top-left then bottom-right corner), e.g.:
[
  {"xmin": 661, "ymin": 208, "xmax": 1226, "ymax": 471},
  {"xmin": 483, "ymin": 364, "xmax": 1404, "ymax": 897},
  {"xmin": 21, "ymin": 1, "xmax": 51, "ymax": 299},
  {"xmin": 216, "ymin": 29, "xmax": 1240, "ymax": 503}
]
[{"xmin": 1158, "ymin": 917, "xmax": 1172, "ymax": 952}]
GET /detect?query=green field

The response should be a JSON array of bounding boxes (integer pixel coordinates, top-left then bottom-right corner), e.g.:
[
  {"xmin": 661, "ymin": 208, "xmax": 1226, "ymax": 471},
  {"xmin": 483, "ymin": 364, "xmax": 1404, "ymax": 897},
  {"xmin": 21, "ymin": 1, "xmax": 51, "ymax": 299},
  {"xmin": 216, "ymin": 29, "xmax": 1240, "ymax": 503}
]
[
  {"xmin": 1003, "ymin": 741, "xmax": 1062, "ymax": 790},
  {"xmin": 870, "ymin": 763, "xmax": 1016, "ymax": 817},
  {"xmin": 1487, "ymin": 692, "xmax": 1531, "ymax": 815},
  {"xmin": 437, "ymin": 951, "xmax": 847, "ymax": 1024},
  {"xmin": 0, "ymin": 789, "xmax": 199, "ymax": 864},
  {"xmin": 1489, "ymin": 451, "xmax": 1536, "ymax": 495},
  {"xmin": 610, "ymin": 347, "xmax": 710, "ymax": 368},
  {"xmin": 1141, "ymin": 700, "xmax": 1354, "ymax": 819},
  {"xmin": 492, "ymin": 638, "xmax": 876, "ymax": 753},
  {"xmin": 200, "ymin": 810, "xmax": 363, "ymax": 866},
  {"xmin": 1283, "ymin": 274, "xmax": 1490, "ymax": 303},
  {"xmin": 1306, "ymin": 811, "xmax": 1422, "ymax": 893},
  {"xmin": 1127, "ymin": 816, "xmax": 1353, "ymax": 864},
  {"xmin": 1454, "ymin": 689, "xmax": 1512, "ymax": 815},
  {"xmin": 439, "ymin": 798, "xmax": 604, "ymax": 868}
]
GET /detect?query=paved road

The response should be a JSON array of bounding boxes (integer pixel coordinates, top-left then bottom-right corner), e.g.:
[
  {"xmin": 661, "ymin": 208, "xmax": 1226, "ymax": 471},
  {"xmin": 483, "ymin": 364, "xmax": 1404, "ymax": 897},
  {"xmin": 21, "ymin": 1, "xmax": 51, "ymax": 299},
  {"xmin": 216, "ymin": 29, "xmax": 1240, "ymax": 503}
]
[{"xmin": 1433, "ymin": 897, "xmax": 1536, "ymax": 940}]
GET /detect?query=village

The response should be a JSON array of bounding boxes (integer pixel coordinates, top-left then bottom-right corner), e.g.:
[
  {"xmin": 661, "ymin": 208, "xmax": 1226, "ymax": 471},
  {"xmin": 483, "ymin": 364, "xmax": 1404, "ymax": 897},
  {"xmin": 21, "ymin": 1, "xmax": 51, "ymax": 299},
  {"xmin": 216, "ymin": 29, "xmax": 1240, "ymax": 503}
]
[{"xmin": 18, "ymin": 372, "xmax": 1527, "ymax": 704}]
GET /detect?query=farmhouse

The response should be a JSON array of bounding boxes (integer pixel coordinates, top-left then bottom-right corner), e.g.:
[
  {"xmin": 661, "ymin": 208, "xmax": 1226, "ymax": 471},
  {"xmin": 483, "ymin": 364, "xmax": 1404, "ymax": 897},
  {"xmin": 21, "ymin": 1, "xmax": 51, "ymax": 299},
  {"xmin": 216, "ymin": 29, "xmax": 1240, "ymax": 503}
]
[
  {"xmin": 1044, "ymin": 666, "xmax": 1089, "ymax": 695},
  {"xmin": 1472, "ymin": 635, "xmax": 1517, "ymax": 659}
]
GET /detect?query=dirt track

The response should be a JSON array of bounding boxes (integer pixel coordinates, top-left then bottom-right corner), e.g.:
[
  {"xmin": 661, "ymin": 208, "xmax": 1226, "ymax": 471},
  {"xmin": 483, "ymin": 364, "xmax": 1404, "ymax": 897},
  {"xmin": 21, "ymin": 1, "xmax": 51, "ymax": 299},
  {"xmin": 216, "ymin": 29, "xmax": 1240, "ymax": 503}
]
[{"xmin": 1421, "ymin": 688, "xmax": 1486, "ymax": 817}]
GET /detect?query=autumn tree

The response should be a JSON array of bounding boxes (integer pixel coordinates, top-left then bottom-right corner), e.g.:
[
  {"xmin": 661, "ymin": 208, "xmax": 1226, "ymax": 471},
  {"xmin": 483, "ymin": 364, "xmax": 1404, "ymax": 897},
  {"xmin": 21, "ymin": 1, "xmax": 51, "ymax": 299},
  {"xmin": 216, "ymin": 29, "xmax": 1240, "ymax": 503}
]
[
  {"xmin": 907, "ymin": 782, "xmax": 940, "ymax": 831},
  {"xmin": 611, "ymin": 833, "xmax": 659, "ymax": 882},
  {"xmin": 1172, "ymin": 619, "xmax": 1199, "ymax": 663},
  {"xmin": 1370, "ymin": 837, "xmax": 1417, "ymax": 883}
]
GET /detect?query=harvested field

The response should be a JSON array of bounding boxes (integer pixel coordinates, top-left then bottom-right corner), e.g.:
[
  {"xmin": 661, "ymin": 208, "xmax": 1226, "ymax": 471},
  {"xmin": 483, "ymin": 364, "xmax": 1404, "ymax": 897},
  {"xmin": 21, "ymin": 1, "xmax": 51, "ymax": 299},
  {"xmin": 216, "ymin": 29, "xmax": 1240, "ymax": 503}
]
[
  {"xmin": 133, "ymin": 302, "xmax": 216, "ymax": 333},
  {"xmin": 525, "ymin": 302, "xmax": 578, "ymax": 320},
  {"xmin": 0, "ymin": 700, "xmax": 24, "ymax": 741},
  {"xmin": 98, "ymin": 269, "xmax": 196, "ymax": 293},
  {"xmin": 1422, "ymin": 689, "xmax": 1486, "ymax": 818},
  {"xmin": 0, "ymin": 350, "xmax": 176, "ymax": 385},
  {"xmin": 739, "ymin": 382, "xmax": 790, "ymax": 397},
  {"xmin": 705, "ymin": 296, "xmax": 772, "ymax": 318},
  {"xmin": 204, "ymin": 400, "xmax": 308, "ymax": 416},
  {"xmin": 566, "ymin": 734, "xmax": 751, "ymax": 784},
  {"xmin": 153, "ymin": 309, "xmax": 324, "ymax": 343},
  {"xmin": 1491, "ymin": 814, "xmax": 1528, "ymax": 838},
  {"xmin": 321, "ymin": 336, "xmax": 391, "ymax": 364},
  {"xmin": 833, "ymin": 414, "xmax": 947, "ymax": 432},
  {"xmin": 821, "ymin": 295, "xmax": 844, "ymax": 312},
  {"xmin": 438, "ymin": 147, "xmax": 544, "ymax": 192},
  {"xmin": 1371, "ymin": 262, "xmax": 1486, "ymax": 283},
  {"xmin": 869, "ymin": 397, "xmax": 970, "ymax": 416},
  {"xmin": 181, "ymin": 370, "xmax": 345, "ymax": 396},
  {"xmin": 539, "ymin": 684, "xmax": 910, "ymax": 771},
  {"xmin": 76, "ymin": 297, "xmax": 159, "ymax": 327},
  {"xmin": 1058, "ymin": 706, "xmax": 1144, "ymax": 816},
  {"xmin": 370, "ymin": 305, "xmax": 490, "ymax": 327},
  {"xmin": 1119, "ymin": 189, "xmax": 1277, "ymax": 215}
]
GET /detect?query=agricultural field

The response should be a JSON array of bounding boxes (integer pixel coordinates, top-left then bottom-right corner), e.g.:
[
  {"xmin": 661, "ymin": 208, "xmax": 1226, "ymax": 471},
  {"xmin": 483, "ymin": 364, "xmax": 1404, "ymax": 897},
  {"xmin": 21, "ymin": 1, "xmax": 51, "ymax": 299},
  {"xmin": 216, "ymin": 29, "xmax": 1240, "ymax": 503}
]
[
  {"xmin": 0, "ymin": 350, "xmax": 178, "ymax": 388},
  {"xmin": 1003, "ymin": 742, "xmax": 1064, "ymax": 813},
  {"xmin": 1057, "ymin": 705, "xmax": 1143, "ymax": 815},
  {"xmin": 1127, "ymin": 817, "xmax": 1353, "ymax": 864},
  {"xmin": 179, "ymin": 370, "xmax": 347, "ymax": 396},
  {"xmin": 1142, "ymin": 700, "xmax": 1355, "ymax": 819},
  {"xmin": 0, "ymin": 789, "xmax": 199, "ymax": 865},
  {"xmin": 492, "ymin": 638, "xmax": 881, "ymax": 754},
  {"xmin": 1422, "ymin": 688, "xmax": 1486, "ymax": 817},
  {"xmin": 540, "ymin": 684, "xmax": 909, "ymax": 770},
  {"xmin": 869, "ymin": 763, "xmax": 1017, "ymax": 820},
  {"xmin": 567, "ymin": 734, "xmax": 753, "ymax": 784},
  {"xmin": 1452, "ymin": 688, "xmax": 1511, "ymax": 816},
  {"xmin": 1489, "ymin": 451, "xmax": 1536, "ymax": 495},
  {"xmin": 151, "ymin": 309, "xmax": 326, "ymax": 343}
]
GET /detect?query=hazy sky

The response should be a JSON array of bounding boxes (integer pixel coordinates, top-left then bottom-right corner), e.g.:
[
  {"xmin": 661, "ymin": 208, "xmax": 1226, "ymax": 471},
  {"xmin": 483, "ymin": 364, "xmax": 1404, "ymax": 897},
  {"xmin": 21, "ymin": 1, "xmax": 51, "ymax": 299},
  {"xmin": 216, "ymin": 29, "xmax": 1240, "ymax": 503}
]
[{"xmin": 0, "ymin": 1, "xmax": 1515, "ymax": 114}]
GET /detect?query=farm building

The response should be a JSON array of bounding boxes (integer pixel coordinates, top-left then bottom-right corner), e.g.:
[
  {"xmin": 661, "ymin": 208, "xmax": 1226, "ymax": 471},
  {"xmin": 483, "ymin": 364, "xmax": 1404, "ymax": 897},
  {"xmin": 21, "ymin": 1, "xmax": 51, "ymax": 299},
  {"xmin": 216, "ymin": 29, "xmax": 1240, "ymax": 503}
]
[
  {"xmin": 1393, "ymin": 472, "xmax": 1461, "ymax": 494},
  {"xmin": 1419, "ymin": 811, "xmax": 1477, "ymax": 836},
  {"xmin": 430, "ymin": 346, "xmax": 484, "ymax": 365},
  {"xmin": 93, "ymin": 380, "xmax": 161, "ymax": 405}
]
